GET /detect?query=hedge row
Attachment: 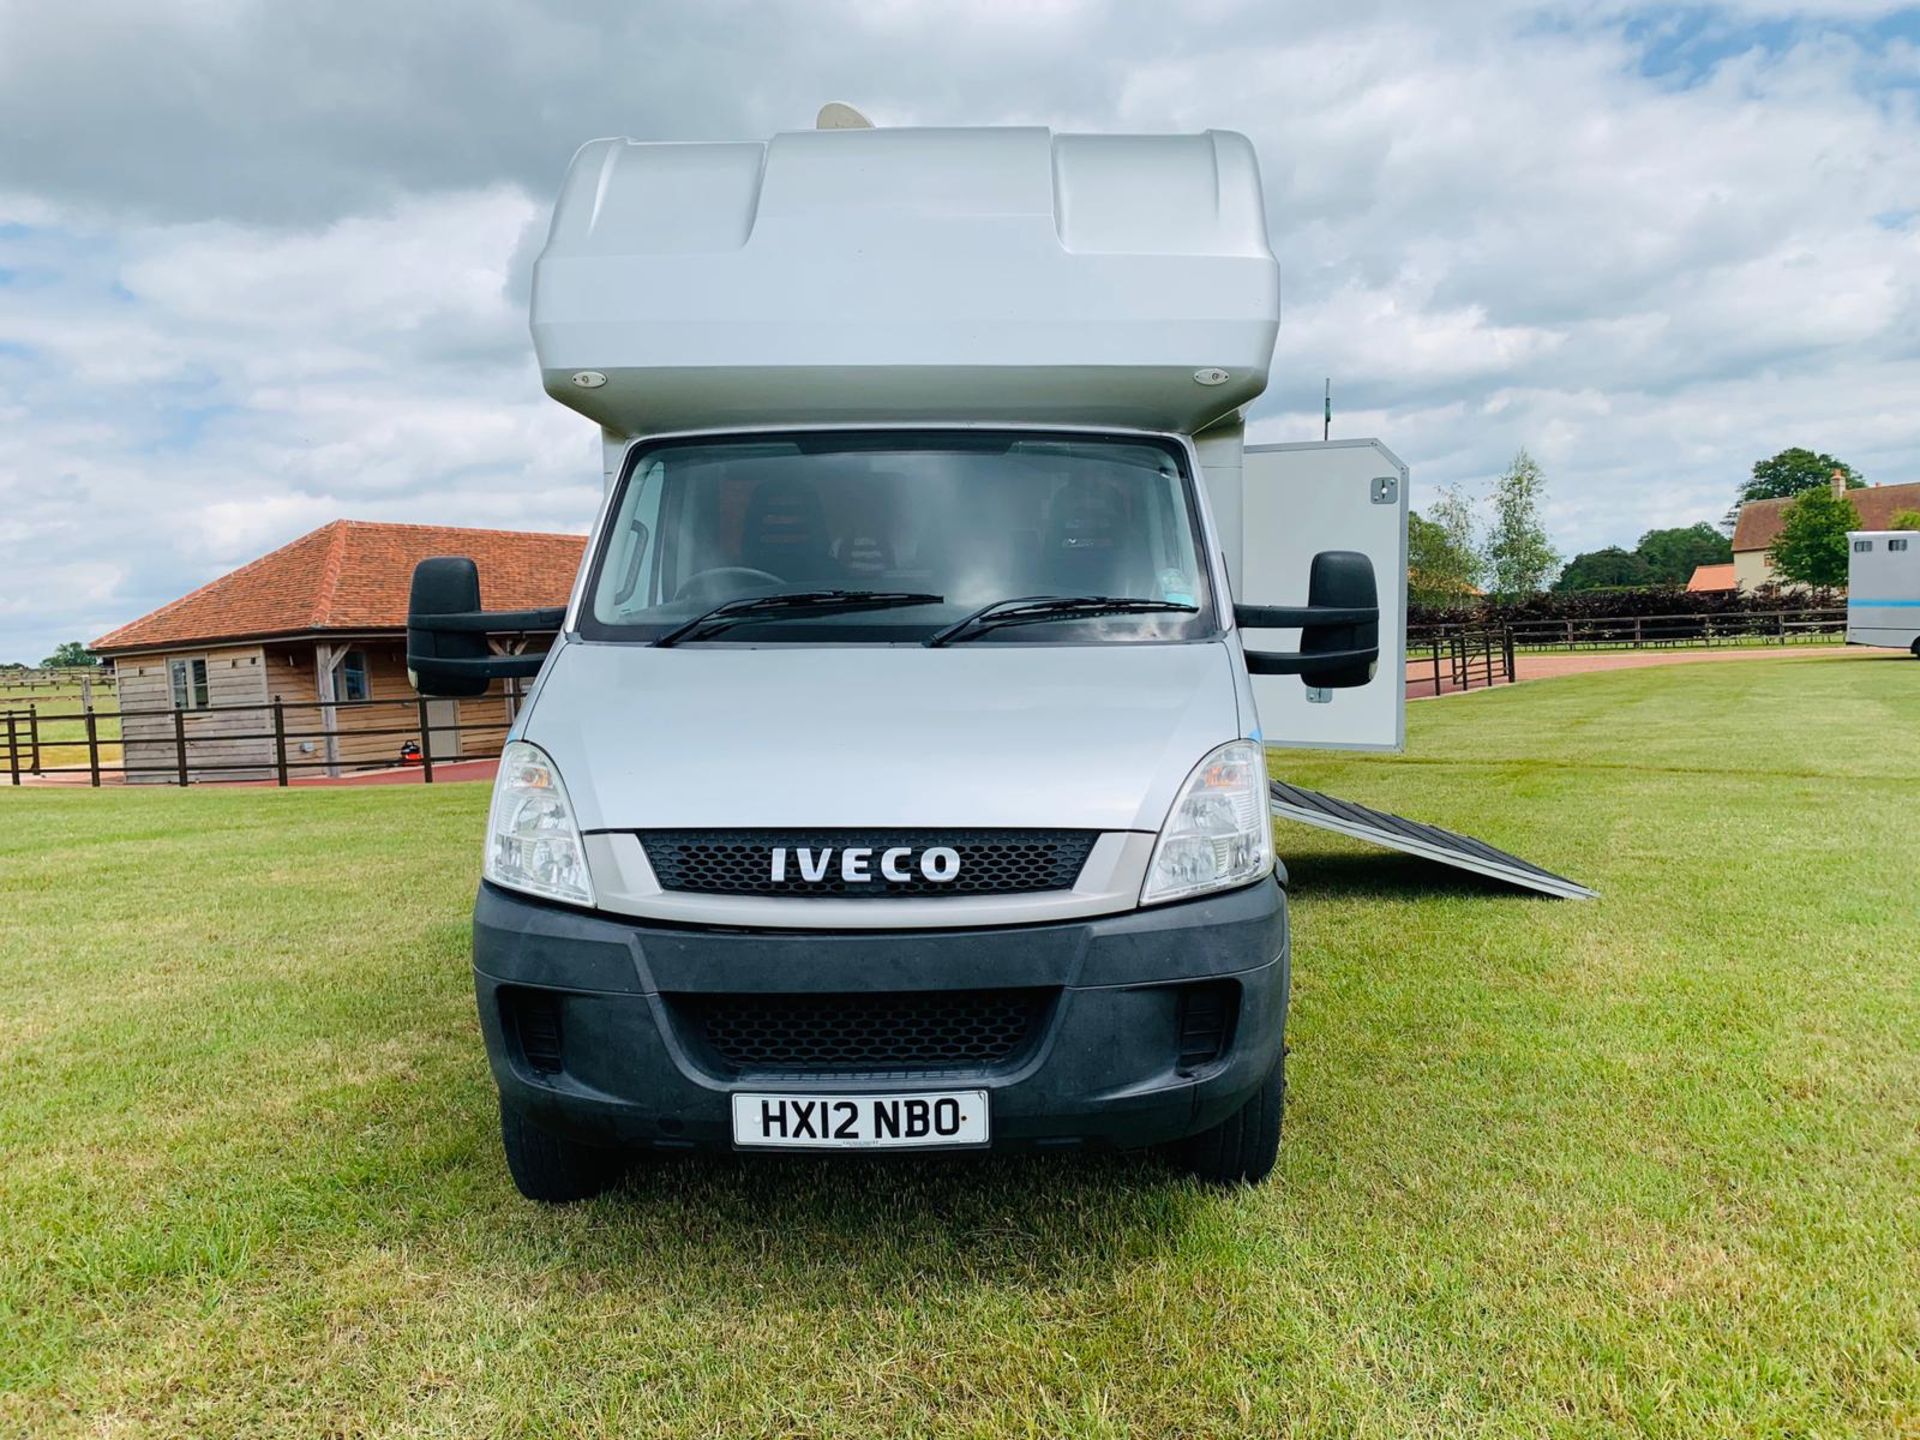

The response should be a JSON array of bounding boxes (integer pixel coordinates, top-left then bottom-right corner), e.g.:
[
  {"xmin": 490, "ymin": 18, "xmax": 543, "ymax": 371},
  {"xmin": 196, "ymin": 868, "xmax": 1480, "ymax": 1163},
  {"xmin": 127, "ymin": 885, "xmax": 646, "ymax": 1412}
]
[{"xmin": 1410, "ymin": 583, "xmax": 1843, "ymax": 630}]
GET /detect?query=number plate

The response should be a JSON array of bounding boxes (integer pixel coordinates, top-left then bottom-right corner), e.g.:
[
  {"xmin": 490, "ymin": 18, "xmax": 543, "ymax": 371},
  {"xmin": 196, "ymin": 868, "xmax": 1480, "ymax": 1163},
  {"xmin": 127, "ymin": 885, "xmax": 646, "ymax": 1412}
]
[{"xmin": 731, "ymin": 1090, "xmax": 989, "ymax": 1149}]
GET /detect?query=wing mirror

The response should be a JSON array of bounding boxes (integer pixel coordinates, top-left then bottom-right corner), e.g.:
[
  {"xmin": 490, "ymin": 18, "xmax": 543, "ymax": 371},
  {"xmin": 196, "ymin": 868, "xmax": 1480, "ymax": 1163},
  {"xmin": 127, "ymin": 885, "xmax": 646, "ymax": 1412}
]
[
  {"xmin": 1234, "ymin": 549, "xmax": 1380, "ymax": 690},
  {"xmin": 406, "ymin": 557, "xmax": 564, "ymax": 698}
]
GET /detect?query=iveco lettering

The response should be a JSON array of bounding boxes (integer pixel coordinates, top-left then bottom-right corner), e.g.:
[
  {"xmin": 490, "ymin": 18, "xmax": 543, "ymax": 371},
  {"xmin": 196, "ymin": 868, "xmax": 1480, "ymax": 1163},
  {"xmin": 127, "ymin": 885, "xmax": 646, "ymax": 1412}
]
[
  {"xmin": 768, "ymin": 845, "xmax": 962, "ymax": 885},
  {"xmin": 407, "ymin": 110, "xmax": 1410, "ymax": 1201}
]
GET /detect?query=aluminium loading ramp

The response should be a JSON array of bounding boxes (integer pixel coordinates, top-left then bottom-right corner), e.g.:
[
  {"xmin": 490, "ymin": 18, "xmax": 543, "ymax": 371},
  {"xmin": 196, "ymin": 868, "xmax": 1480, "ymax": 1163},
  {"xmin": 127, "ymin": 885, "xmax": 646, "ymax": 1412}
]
[{"xmin": 1270, "ymin": 781, "xmax": 1598, "ymax": 900}]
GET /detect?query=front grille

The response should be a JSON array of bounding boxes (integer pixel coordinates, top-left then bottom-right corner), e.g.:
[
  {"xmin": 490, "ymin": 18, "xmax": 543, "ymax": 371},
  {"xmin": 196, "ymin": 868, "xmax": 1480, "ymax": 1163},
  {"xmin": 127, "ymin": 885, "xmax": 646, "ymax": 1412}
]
[
  {"xmin": 640, "ymin": 829, "xmax": 1098, "ymax": 898},
  {"xmin": 670, "ymin": 988, "xmax": 1052, "ymax": 1076}
]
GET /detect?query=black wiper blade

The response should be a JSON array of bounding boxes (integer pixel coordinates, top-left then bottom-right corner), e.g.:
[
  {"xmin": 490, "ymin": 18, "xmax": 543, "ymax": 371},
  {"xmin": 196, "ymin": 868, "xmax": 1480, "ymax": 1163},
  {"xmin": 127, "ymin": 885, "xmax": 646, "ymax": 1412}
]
[
  {"xmin": 653, "ymin": 590, "xmax": 944, "ymax": 647},
  {"xmin": 924, "ymin": 595, "xmax": 1198, "ymax": 648}
]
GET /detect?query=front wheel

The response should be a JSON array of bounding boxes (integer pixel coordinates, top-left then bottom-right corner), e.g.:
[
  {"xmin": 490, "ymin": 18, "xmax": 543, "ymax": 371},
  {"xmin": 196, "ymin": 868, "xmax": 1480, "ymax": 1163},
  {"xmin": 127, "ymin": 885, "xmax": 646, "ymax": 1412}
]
[
  {"xmin": 1172, "ymin": 1054, "xmax": 1284, "ymax": 1186},
  {"xmin": 498, "ymin": 1099, "xmax": 627, "ymax": 1204}
]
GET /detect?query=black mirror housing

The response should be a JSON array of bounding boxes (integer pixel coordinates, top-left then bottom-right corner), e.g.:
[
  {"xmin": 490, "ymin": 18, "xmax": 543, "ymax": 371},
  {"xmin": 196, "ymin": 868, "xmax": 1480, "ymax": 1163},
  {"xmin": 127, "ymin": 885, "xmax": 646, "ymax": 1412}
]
[
  {"xmin": 1299, "ymin": 549, "xmax": 1379, "ymax": 689},
  {"xmin": 407, "ymin": 557, "xmax": 492, "ymax": 698},
  {"xmin": 405, "ymin": 556, "xmax": 566, "ymax": 696},
  {"xmin": 1236, "ymin": 549, "xmax": 1381, "ymax": 689}
]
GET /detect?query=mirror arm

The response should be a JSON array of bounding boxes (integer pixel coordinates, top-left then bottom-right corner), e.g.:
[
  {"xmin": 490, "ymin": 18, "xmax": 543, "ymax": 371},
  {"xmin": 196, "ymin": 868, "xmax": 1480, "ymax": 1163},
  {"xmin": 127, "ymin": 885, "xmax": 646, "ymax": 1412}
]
[
  {"xmin": 406, "ymin": 652, "xmax": 548, "ymax": 682},
  {"xmin": 1242, "ymin": 645, "xmax": 1379, "ymax": 677},
  {"xmin": 1234, "ymin": 603, "xmax": 1378, "ymax": 629},
  {"xmin": 415, "ymin": 606, "xmax": 565, "ymax": 635}
]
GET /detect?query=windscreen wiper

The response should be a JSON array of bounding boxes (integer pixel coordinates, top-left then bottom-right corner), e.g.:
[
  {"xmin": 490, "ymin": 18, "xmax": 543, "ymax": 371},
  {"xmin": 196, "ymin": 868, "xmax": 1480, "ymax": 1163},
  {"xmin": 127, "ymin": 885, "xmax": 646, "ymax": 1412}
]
[
  {"xmin": 653, "ymin": 590, "xmax": 945, "ymax": 647},
  {"xmin": 924, "ymin": 595, "xmax": 1198, "ymax": 648}
]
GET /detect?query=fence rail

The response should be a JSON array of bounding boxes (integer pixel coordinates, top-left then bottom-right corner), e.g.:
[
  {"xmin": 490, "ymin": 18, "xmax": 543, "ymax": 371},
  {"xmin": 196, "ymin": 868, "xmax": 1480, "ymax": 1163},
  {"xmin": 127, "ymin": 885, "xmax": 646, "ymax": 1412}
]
[
  {"xmin": 1407, "ymin": 625, "xmax": 1517, "ymax": 697},
  {"xmin": 0, "ymin": 666, "xmax": 117, "ymax": 693},
  {"xmin": 3, "ymin": 691, "xmax": 515, "ymax": 788},
  {"xmin": 1501, "ymin": 607, "xmax": 1846, "ymax": 650}
]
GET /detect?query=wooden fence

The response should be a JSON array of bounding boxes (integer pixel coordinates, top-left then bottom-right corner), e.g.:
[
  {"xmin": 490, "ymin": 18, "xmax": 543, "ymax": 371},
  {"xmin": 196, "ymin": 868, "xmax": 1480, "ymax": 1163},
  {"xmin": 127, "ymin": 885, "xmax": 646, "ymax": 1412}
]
[
  {"xmin": 1503, "ymin": 607, "xmax": 1846, "ymax": 650},
  {"xmin": 0, "ymin": 666, "xmax": 117, "ymax": 693},
  {"xmin": 1407, "ymin": 625, "xmax": 1517, "ymax": 697},
  {"xmin": 4, "ymin": 691, "xmax": 516, "ymax": 788}
]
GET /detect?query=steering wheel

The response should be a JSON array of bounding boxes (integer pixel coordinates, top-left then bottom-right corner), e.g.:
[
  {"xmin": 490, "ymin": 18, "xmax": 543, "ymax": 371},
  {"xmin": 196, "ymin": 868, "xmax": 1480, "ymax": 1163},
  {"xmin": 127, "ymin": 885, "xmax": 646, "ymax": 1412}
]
[{"xmin": 673, "ymin": 566, "xmax": 784, "ymax": 604}]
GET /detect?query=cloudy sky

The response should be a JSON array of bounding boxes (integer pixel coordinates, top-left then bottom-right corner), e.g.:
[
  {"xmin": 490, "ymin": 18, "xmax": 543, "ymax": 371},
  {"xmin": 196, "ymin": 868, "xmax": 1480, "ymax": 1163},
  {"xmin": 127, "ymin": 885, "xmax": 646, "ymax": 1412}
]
[{"xmin": 1, "ymin": 0, "xmax": 1917, "ymax": 661}]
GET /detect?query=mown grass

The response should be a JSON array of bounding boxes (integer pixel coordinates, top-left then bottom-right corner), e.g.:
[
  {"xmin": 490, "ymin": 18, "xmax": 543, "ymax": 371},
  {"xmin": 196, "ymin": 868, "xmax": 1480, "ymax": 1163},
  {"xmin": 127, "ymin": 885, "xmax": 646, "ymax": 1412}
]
[{"xmin": 1, "ymin": 655, "xmax": 1916, "ymax": 1437}]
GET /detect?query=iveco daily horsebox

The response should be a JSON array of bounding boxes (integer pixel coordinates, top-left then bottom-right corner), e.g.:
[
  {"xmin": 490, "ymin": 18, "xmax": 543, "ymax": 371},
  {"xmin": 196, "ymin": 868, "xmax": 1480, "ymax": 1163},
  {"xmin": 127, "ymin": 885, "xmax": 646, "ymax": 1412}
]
[{"xmin": 408, "ymin": 118, "xmax": 1409, "ymax": 1201}]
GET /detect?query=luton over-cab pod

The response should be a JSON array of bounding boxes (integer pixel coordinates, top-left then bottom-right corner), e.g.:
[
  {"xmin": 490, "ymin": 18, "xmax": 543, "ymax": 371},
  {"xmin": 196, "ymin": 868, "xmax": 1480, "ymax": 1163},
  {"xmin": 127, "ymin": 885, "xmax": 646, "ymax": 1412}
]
[{"xmin": 530, "ymin": 126, "xmax": 1280, "ymax": 439}]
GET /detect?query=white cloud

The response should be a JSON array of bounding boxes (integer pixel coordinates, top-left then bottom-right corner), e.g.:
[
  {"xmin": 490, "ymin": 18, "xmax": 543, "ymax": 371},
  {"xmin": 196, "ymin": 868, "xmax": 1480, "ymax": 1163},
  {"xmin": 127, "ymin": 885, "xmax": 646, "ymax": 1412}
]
[
  {"xmin": 1, "ymin": 0, "xmax": 1918, "ymax": 658},
  {"xmin": 0, "ymin": 188, "xmax": 597, "ymax": 656}
]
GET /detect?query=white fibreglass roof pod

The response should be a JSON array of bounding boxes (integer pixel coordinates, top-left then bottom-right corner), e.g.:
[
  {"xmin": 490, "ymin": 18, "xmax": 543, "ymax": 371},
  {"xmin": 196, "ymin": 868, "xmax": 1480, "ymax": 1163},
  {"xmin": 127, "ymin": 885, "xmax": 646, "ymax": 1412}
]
[{"xmin": 530, "ymin": 125, "xmax": 1280, "ymax": 436}]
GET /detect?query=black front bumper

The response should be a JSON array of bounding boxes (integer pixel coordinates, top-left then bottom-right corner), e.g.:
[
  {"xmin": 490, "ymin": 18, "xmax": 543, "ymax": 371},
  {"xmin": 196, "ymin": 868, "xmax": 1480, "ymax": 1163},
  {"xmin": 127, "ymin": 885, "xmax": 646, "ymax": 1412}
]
[{"xmin": 472, "ymin": 876, "xmax": 1288, "ymax": 1156}]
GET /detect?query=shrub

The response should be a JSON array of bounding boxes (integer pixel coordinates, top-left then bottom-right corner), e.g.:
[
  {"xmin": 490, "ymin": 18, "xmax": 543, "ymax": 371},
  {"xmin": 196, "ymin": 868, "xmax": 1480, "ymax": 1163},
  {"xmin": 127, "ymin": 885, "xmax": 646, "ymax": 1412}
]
[{"xmin": 1411, "ymin": 583, "xmax": 1842, "ymax": 639}]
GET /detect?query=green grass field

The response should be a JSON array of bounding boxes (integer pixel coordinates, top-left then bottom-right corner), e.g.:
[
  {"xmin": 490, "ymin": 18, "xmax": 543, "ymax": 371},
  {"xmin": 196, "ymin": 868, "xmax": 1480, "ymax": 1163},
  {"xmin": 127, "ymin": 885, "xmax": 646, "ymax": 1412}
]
[{"xmin": 2, "ymin": 655, "xmax": 1916, "ymax": 1437}]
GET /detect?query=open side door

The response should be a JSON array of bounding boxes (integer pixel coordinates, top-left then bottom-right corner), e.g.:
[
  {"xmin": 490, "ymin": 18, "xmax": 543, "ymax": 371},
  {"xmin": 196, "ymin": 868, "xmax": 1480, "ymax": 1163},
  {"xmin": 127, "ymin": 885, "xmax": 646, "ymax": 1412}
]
[
  {"xmin": 1238, "ymin": 440, "xmax": 1408, "ymax": 752},
  {"xmin": 1236, "ymin": 444, "xmax": 1592, "ymax": 898}
]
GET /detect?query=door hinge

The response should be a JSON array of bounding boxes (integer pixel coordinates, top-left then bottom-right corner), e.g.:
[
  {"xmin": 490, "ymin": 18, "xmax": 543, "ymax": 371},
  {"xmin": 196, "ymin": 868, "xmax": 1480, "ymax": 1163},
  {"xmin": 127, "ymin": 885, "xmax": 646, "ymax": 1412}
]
[{"xmin": 1371, "ymin": 476, "xmax": 1398, "ymax": 505}]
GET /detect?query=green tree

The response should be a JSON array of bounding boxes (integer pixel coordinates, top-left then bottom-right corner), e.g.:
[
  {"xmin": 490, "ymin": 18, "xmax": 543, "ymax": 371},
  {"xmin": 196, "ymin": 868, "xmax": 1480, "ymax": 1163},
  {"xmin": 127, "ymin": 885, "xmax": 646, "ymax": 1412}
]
[
  {"xmin": 1554, "ymin": 547, "xmax": 1655, "ymax": 592},
  {"xmin": 40, "ymin": 641, "xmax": 98, "ymax": 668},
  {"xmin": 1429, "ymin": 486, "xmax": 1483, "ymax": 582},
  {"xmin": 1634, "ymin": 523, "xmax": 1731, "ymax": 585},
  {"xmin": 1768, "ymin": 488, "xmax": 1860, "ymax": 588},
  {"xmin": 1485, "ymin": 448, "xmax": 1560, "ymax": 597},
  {"xmin": 1408, "ymin": 485, "xmax": 1484, "ymax": 604},
  {"xmin": 1741, "ymin": 448, "xmax": 1864, "ymax": 503},
  {"xmin": 1892, "ymin": 510, "xmax": 1920, "ymax": 532}
]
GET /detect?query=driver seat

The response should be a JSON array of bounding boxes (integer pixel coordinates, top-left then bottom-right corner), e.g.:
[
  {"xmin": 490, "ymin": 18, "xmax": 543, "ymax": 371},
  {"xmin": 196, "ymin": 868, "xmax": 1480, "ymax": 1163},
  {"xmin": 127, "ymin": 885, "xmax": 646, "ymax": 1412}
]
[{"xmin": 740, "ymin": 478, "xmax": 831, "ymax": 583}]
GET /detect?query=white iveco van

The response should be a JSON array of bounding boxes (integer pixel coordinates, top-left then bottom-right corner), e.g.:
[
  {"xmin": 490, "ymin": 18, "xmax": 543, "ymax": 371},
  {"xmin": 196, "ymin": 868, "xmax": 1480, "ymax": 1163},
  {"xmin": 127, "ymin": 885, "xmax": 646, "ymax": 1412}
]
[{"xmin": 408, "ymin": 121, "xmax": 1408, "ymax": 1201}]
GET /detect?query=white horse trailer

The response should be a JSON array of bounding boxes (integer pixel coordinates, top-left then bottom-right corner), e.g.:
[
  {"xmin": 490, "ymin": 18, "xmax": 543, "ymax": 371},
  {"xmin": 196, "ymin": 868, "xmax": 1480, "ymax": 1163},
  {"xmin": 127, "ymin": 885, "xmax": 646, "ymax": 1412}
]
[{"xmin": 1847, "ymin": 531, "xmax": 1920, "ymax": 655}]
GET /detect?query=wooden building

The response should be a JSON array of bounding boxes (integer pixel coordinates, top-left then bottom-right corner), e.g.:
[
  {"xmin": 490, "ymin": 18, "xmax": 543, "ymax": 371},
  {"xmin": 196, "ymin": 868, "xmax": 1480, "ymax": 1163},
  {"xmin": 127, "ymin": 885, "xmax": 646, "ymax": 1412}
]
[{"xmin": 91, "ymin": 521, "xmax": 585, "ymax": 783}]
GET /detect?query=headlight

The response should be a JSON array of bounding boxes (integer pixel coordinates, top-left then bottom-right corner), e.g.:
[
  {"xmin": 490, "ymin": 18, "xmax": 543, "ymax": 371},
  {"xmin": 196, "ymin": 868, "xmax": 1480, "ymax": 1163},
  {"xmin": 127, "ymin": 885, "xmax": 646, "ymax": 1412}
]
[
  {"xmin": 484, "ymin": 741, "xmax": 595, "ymax": 907},
  {"xmin": 1142, "ymin": 739, "xmax": 1274, "ymax": 905}
]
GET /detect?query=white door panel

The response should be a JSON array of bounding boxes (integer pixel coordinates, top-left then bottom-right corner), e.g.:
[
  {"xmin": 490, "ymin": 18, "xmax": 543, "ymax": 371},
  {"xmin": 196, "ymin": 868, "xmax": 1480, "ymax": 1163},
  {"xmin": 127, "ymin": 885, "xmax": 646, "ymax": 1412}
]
[{"xmin": 1239, "ymin": 440, "xmax": 1408, "ymax": 752}]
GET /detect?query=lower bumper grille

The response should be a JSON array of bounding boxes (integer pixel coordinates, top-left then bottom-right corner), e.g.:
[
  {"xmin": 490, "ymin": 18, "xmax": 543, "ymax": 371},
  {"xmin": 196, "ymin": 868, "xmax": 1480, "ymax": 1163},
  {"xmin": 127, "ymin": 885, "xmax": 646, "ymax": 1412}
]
[
  {"xmin": 1175, "ymin": 980, "xmax": 1238, "ymax": 1073},
  {"xmin": 669, "ymin": 988, "xmax": 1052, "ymax": 1077},
  {"xmin": 500, "ymin": 986, "xmax": 565, "ymax": 1074}
]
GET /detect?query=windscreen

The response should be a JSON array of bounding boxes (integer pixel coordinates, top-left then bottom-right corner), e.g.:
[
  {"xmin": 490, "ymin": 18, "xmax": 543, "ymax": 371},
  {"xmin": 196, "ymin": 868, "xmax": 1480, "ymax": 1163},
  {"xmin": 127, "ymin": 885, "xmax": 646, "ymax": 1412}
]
[{"xmin": 581, "ymin": 431, "xmax": 1216, "ymax": 644}]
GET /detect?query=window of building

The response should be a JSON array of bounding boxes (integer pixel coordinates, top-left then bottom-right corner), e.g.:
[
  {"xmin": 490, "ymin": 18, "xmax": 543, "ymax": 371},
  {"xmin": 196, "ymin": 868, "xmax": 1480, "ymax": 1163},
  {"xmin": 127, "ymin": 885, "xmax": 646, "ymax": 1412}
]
[
  {"xmin": 168, "ymin": 656, "xmax": 209, "ymax": 710},
  {"xmin": 1890, "ymin": 538, "xmax": 1909, "ymax": 553},
  {"xmin": 1853, "ymin": 539, "xmax": 1874, "ymax": 553},
  {"xmin": 340, "ymin": 650, "xmax": 371, "ymax": 702}
]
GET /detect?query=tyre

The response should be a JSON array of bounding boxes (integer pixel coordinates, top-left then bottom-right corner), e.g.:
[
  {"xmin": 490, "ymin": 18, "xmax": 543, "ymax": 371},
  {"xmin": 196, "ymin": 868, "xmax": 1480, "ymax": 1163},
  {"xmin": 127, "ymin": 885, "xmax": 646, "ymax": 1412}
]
[
  {"xmin": 1910, "ymin": 638, "xmax": 1920, "ymax": 658},
  {"xmin": 1173, "ymin": 1053, "xmax": 1285, "ymax": 1186},
  {"xmin": 498, "ymin": 1098, "xmax": 627, "ymax": 1204}
]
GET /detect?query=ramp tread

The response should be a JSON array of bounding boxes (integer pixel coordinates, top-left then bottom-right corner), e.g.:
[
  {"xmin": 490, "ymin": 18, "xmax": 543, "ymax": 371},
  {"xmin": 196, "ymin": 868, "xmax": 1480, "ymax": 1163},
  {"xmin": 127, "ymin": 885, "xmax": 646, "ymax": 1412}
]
[{"xmin": 1269, "ymin": 780, "xmax": 1597, "ymax": 899}]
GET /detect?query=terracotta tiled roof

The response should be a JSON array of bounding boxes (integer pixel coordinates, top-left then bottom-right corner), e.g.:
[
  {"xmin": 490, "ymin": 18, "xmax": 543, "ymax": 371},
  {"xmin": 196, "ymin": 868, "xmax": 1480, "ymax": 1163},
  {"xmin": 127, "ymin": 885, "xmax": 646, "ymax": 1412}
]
[
  {"xmin": 1732, "ymin": 482, "xmax": 1920, "ymax": 553},
  {"xmin": 93, "ymin": 521, "xmax": 587, "ymax": 654},
  {"xmin": 1685, "ymin": 563, "xmax": 1737, "ymax": 593}
]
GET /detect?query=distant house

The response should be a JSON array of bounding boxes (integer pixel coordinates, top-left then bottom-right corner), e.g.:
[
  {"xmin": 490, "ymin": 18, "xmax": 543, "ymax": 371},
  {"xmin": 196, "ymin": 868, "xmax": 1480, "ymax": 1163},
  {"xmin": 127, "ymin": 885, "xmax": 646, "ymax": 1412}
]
[
  {"xmin": 1685, "ymin": 563, "xmax": 1737, "ymax": 594},
  {"xmin": 91, "ymin": 521, "xmax": 584, "ymax": 783},
  {"xmin": 1731, "ymin": 475, "xmax": 1920, "ymax": 592}
]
